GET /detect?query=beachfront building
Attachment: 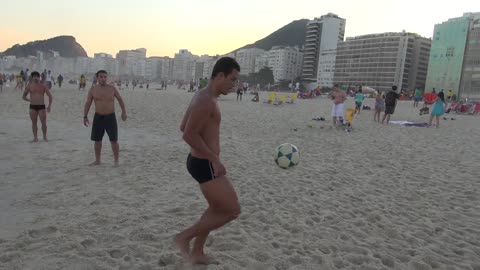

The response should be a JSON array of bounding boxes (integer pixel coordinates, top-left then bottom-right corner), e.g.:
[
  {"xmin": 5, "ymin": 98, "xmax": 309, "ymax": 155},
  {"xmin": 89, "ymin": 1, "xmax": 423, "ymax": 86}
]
[
  {"xmin": 116, "ymin": 48, "xmax": 147, "ymax": 76},
  {"xmin": 235, "ymin": 48, "xmax": 265, "ymax": 75},
  {"xmin": 263, "ymin": 46, "xmax": 303, "ymax": 82},
  {"xmin": 301, "ymin": 13, "xmax": 346, "ymax": 88},
  {"xmin": 425, "ymin": 12, "xmax": 480, "ymax": 99},
  {"xmin": 334, "ymin": 32, "xmax": 431, "ymax": 91},
  {"xmin": 172, "ymin": 49, "xmax": 198, "ymax": 82}
]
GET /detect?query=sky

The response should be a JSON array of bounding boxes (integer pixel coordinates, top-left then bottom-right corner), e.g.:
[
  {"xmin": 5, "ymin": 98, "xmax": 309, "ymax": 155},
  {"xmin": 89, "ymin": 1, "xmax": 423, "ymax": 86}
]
[{"xmin": 1, "ymin": 0, "xmax": 478, "ymax": 58}]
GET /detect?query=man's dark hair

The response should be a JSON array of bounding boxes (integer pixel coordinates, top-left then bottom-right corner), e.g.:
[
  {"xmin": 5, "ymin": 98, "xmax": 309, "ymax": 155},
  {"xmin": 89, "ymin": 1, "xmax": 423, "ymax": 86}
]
[
  {"xmin": 392, "ymin": 85, "xmax": 398, "ymax": 91},
  {"xmin": 96, "ymin": 70, "xmax": 108, "ymax": 77},
  {"xmin": 31, "ymin": 71, "xmax": 40, "ymax": 78},
  {"xmin": 211, "ymin": 57, "xmax": 240, "ymax": 79}
]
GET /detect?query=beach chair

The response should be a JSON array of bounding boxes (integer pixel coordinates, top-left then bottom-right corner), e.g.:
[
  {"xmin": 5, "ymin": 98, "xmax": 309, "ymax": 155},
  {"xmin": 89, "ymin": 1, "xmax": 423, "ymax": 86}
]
[
  {"xmin": 286, "ymin": 93, "xmax": 297, "ymax": 104},
  {"xmin": 345, "ymin": 108, "xmax": 355, "ymax": 124},
  {"xmin": 264, "ymin": 92, "xmax": 276, "ymax": 104},
  {"xmin": 275, "ymin": 95, "xmax": 286, "ymax": 105}
]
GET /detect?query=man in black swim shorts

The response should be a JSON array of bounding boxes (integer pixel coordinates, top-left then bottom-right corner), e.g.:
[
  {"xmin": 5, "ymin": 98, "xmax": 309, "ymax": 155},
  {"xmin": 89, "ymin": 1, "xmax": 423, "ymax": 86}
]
[
  {"xmin": 83, "ymin": 70, "xmax": 127, "ymax": 167},
  {"xmin": 175, "ymin": 57, "xmax": 241, "ymax": 265},
  {"xmin": 22, "ymin": 71, "xmax": 53, "ymax": 142}
]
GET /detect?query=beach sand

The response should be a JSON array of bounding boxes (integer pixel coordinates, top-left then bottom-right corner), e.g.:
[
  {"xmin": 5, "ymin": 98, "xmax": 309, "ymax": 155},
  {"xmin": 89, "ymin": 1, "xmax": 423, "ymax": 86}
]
[{"xmin": 1, "ymin": 84, "xmax": 480, "ymax": 269}]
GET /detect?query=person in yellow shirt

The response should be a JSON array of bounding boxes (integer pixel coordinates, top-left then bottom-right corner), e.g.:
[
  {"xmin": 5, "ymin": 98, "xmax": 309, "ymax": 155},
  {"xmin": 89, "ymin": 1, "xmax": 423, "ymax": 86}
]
[{"xmin": 447, "ymin": 90, "xmax": 454, "ymax": 102}]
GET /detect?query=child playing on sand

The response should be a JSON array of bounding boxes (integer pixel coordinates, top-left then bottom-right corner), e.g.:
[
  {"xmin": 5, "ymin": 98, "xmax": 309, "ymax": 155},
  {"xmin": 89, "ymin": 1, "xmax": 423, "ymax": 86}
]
[
  {"xmin": 374, "ymin": 92, "xmax": 385, "ymax": 122},
  {"xmin": 429, "ymin": 91, "xmax": 446, "ymax": 128}
]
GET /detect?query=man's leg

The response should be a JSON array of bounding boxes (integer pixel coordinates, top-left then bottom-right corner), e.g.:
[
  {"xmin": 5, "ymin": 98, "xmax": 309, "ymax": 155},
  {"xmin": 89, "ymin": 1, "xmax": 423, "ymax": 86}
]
[
  {"xmin": 111, "ymin": 142, "xmax": 119, "ymax": 167},
  {"xmin": 381, "ymin": 113, "xmax": 387, "ymax": 124},
  {"xmin": 176, "ymin": 176, "xmax": 240, "ymax": 264},
  {"xmin": 386, "ymin": 114, "xmax": 391, "ymax": 124},
  {"xmin": 30, "ymin": 109, "xmax": 39, "ymax": 142},
  {"xmin": 39, "ymin": 109, "xmax": 48, "ymax": 141},
  {"xmin": 90, "ymin": 142, "xmax": 102, "ymax": 165}
]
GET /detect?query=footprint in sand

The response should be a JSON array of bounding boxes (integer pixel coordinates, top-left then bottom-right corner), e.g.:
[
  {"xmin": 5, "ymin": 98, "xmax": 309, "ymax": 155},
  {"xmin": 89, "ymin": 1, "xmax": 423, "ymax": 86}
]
[
  {"xmin": 80, "ymin": 239, "xmax": 95, "ymax": 249},
  {"xmin": 28, "ymin": 226, "xmax": 58, "ymax": 238},
  {"xmin": 108, "ymin": 249, "xmax": 125, "ymax": 259}
]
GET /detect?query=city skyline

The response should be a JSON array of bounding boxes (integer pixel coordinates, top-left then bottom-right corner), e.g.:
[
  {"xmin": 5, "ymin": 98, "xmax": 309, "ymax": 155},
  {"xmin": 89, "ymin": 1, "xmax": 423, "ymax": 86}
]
[{"xmin": 1, "ymin": 0, "xmax": 478, "ymax": 58}]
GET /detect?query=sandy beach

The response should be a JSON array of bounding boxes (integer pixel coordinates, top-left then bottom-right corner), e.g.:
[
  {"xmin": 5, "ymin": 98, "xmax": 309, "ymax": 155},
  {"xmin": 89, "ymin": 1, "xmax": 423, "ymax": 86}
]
[{"xmin": 1, "ymin": 84, "xmax": 480, "ymax": 270}]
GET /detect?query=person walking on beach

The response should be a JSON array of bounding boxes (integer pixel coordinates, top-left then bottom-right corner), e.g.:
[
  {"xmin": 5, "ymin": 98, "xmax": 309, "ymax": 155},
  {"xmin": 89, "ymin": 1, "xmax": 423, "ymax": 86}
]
[
  {"xmin": 79, "ymin": 74, "xmax": 86, "ymax": 91},
  {"xmin": 413, "ymin": 88, "xmax": 422, "ymax": 108},
  {"xmin": 354, "ymin": 86, "xmax": 365, "ymax": 114},
  {"xmin": 330, "ymin": 84, "xmax": 346, "ymax": 126},
  {"xmin": 22, "ymin": 71, "xmax": 53, "ymax": 142},
  {"xmin": 176, "ymin": 57, "xmax": 241, "ymax": 265},
  {"xmin": 83, "ymin": 70, "xmax": 127, "ymax": 167},
  {"xmin": 381, "ymin": 85, "xmax": 400, "ymax": 124},
  {"xmin": 428, "ymin": 91, "xmax": 447, "ymax": 128},
  {"xmin": 373, "ymin": 92, "xmax": 385, "ymax": 122},
  {"xmin": 236, "ymin": 81, "xmax": 243, "ymax": 101}
]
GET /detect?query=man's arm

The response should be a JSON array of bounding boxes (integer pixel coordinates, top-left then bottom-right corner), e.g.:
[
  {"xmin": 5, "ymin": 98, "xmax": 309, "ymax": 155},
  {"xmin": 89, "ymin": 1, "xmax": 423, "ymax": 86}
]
[
  {"xmin": 22, "ymin": 85, "xmax": 30, "ymax": 102},
  {"xmin": 113, "ymin": 87, "xmax": 126, "ymax": 114},
  {"xmin": 180, "ymin": 97, "xmax": 195, "ymax": 132},
  {"xmin": 84, "ymin": 88, "xmax": 94, "ymax": 117},
  {"xmin": 180, "ymin": 106, "xmax": 191, "ymax": 132},
  {"xmin": 182, "ymin": 101, "xmax": 218, "ymax": 163}
]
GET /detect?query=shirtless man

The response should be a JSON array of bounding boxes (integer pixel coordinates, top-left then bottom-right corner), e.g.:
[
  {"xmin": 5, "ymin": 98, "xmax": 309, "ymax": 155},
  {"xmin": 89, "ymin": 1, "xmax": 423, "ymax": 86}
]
[
  {"xmin": 22, "ymin": 71, "xmax": 53, "ymax": 142},
  {"xmin": 330, "ymin": 84, "xmax": 346, "ymax": 126},
  {"xmin": 175, "ymin": 57, "xmax": 241, "ymax": 265},
  {"xmin": 83, "ymin": 70, "xmax": 127, "ymax": 167}
]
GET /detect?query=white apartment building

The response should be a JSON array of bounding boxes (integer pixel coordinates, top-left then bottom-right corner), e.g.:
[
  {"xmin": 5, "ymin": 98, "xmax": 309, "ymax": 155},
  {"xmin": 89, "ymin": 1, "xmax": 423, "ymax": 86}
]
[
  {"xmin": 235, "ymin": 48, "xmax": 264, "ymax": 75},
  {"xmin": 266, "ymin": 46, "xmax": 303, "ymax": 82},
  {"xmin": 302, "ymin": 13, "xmax": 346, "ymax": 87},
  {"xmin": 173, "ymin": 49, "xmax": 197, "ymax": 82},
  {"xmin": 116, "ymin": 48, "xmax": 147, "ymax": 76}
]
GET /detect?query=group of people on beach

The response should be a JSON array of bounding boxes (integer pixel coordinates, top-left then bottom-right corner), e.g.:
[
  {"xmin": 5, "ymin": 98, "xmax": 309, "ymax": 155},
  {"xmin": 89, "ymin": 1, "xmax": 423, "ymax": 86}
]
[
  {"xmin": 329, "ymin": 84, "xmax": 448, "ymax": 128},
  {"xmin": 19, "ymin": 57, "xmax": 241, "ymax": 265}
]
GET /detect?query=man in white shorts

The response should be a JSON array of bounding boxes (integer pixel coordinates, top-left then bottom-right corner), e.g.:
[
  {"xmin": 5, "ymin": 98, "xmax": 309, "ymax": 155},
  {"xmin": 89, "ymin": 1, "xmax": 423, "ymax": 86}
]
[{"xmin": 330, "ymin": 84, "xmax": 346, "ymax": 126}]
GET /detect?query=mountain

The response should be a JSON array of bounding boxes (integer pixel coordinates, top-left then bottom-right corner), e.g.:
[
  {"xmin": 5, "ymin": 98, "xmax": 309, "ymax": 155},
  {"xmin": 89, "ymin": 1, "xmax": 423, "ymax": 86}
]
[
  {"xmin": 233, "ymin": 19, "xmax": 309, "ymax": 52},
  {"xmin": 1, "ymin": 36, "xmax": 88, "ymax": 58}
]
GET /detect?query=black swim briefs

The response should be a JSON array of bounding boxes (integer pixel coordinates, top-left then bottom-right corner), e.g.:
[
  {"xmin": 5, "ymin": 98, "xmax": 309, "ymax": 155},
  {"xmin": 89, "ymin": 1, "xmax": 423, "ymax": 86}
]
[
  {"xmin": 91, "ymin": 113, "xmax": 118, "ymax": 142},
  {"xmin": 186, "ymin": 153, "xmax": 215, "ymax": 184},
  {"xmin": 29, "ymin": 104, "xmax": 46, "ymax": 111}
]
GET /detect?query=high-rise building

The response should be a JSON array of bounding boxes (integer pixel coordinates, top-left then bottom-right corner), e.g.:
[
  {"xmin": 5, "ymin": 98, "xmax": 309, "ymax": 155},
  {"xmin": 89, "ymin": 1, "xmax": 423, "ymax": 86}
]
[
  {"xmin": 173, "ymin": 49, "xmax": 197, "ymax": 82},
  {"xmin": 302, "ymin": 13, "xmax": 346, "ymax": 88},
  {"xmin": 254, "ymin": 53, "xmax": 269, "ymax": 73},
  {"xmin": 116, "ymin": 48, "xmax": 147, "ymax": 75},
  {"xmin": 235, "ymin": 48, "xmax": 265, "ymax": 75},
  {"xmin": 425, "ymin": 12, "xmax": 480, "ymax": 99},
  {"xmin": 262, "ymin": 46, "xmax": 303, "ymax": 82},
  {"xmin": 92, "ymin": 53, "xmax": 116, "ymax": 75},
  {"xmin": 334, "ymin": 32, "xmax": 431, "ymax": 91}
]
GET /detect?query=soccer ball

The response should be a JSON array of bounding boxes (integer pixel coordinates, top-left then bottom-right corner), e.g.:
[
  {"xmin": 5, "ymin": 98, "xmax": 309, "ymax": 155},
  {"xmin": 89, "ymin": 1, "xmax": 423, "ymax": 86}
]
[{"xmin": 274, "ymin": 143, "xmax": 300, "ymax": 169}]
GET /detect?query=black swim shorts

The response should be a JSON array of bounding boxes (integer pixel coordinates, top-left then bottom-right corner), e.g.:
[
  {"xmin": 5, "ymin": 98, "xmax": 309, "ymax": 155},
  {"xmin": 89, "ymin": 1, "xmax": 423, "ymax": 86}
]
[
  {"xmin": 385, "ymin": 105, "xmax": 395, "ymax": 115},
  {"xmin": 186, "ymin": 153, "xmax": 215, "ymax": 184},
  {"xmin": 30, "ymin": 104, "xmax": 46, "ymax": 111},
  {"xmin": 91, "ymin": 113, "xmax": 118, "ymax": 142}
]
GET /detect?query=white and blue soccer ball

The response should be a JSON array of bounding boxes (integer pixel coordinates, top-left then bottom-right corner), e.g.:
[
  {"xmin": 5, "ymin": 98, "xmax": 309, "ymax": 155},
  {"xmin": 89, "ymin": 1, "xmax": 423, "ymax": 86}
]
[{"xmin": 274, "ymin": 143, "xmax": 300, "ymax": 169}]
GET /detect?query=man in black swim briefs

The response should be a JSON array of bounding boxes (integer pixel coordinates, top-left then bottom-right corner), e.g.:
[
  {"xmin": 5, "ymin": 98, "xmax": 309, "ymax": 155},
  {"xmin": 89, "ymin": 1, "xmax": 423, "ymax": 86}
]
[
  {"xmin": 175, "ymin": 57, "xmax": 241, "ymax": 265},
  {"xmin": 83, "ymin": 70, "xmax": 127, "ymax": 167},
  {"xmin": 22, "ymin": 71, "xmax": 53, "ymax": 142}
]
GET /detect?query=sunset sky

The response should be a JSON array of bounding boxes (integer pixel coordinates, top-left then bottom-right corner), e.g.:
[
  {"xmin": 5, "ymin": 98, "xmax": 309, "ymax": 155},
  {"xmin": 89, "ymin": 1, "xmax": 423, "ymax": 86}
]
[{"xmin": 1, "ymin": 0, "xmax": 477, "ymax": 58}]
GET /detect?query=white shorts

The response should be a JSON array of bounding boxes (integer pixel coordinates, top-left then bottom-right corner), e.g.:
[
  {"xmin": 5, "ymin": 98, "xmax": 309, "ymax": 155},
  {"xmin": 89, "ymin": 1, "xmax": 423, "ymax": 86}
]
[{"xmin": 331, "ymin": 103, "xmax": 345, "ymax": 118}]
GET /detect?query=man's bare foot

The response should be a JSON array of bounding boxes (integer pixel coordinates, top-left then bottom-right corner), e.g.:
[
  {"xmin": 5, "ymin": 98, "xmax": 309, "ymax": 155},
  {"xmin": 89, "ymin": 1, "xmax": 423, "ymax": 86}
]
[
  {"xmin": 174, "ymin": 234, "xmax": 190, "ymax": 260},
  {"xmin": 114, "ymin": 161, "xmax": 119, "ymax": 167},
  {"xmin": 89, "ymin": 161, "xmax": 101, "ymax": 166},
  {"xmin": 190, "ymin": 253, "xmax": 219, "ymax": 265},
  {"xmin": 43, "ymin": 137, "xmax": 48, "ymax": 142},
  {"xmin": 31, "ymin": 138, "xmax": 38, "ymax": 143}
]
